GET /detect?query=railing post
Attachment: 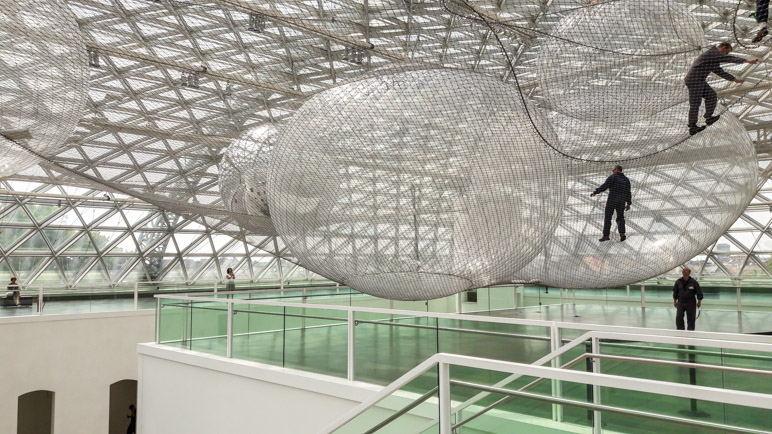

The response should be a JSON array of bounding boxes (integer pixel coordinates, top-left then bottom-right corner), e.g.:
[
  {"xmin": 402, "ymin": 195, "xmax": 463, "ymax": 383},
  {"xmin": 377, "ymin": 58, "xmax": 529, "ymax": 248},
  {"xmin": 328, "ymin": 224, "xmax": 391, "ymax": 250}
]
[
  {"xmin": 302, "ymin": 288, "xmax": 307, "ymax": 330},
  {"xmin": 37, "ymin": 285, "xmax": 44, "ymax": 315},
  {"xmin": 439, "ymin": 361, "xmax": 451, "ymax": 434},
  {"xmin": 347, "ymin": 310, "xmax": 355, "ymax": 381},
  {"xmin": 736, "ymin": 286, "xmax": 742, "ymax": 312},
  {"xmin": 591, "ymin": 336, "xmax": 602, "ymax": 434},
  {"xmin": 213, "ymin": 281, "xmax": 218, "ymax": 295},
  {"xmin": 551, "ymin": 324, "xmax": 563, "ymax": 422},
  {"xmin": 226, "ymin": 302, "xmax": 233, "ymax": 358},
  {"xmin": 155, "ymin": 298, "xmax": 161, "ymax": 344},
  {"xmin": 513, "ymin": 284, "xmax": 519, "ymax": 309},
  {"xmin": 640, "ymin": 284, "xmax": 646, "ymax": 309},
  {"xmin": 134, "ymin": 282, "xmax": 139, "ymax": 311}
]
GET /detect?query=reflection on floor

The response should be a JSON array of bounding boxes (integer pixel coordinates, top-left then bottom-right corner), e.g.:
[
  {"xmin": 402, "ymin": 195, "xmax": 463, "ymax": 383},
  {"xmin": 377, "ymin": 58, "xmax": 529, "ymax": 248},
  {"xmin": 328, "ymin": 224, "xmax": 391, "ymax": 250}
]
[{"xmin": 478, "ymin": 304, "xmax": 772, "ymax": 334}]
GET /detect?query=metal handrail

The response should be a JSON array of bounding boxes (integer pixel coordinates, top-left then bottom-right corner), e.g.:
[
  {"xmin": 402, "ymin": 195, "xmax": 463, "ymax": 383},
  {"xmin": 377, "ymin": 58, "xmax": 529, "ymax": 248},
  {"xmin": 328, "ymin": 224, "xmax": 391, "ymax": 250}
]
[
  {"xmin": 363, "ymin": 386, "xmax": 439, "ymax": 434},
  {"xmin": 450, "ymin": 380, "xmax": 770, "ymax": 434},
  {"xmin": 320, "ymin": 353, "xmax": 772, "ymax": 434},
  {"xmin": 453, "ymin": 350, "xmax": 772, "ymax": 431}
]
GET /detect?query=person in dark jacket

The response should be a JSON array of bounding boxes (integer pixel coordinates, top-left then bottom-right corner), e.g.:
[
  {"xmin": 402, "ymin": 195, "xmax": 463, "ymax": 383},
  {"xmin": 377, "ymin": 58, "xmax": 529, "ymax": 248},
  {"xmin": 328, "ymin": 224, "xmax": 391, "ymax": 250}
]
[
  {"xmin": 673, "ymin": 267, "xmax": 703, "ymax": 331},
  {"xmin": 127, "ymin": 404, "xmax": 136, "ymax": 434},
  {"xmin": 753, "ymin": 0, "xmax": 770, "ymax": 42},
  {"xmin": 685, "ymin": 42, "xmax": 758, "ymax": 135},
  {"xmin": 591, "ymin": 165, "xmax": 632, "ymax": 242}
]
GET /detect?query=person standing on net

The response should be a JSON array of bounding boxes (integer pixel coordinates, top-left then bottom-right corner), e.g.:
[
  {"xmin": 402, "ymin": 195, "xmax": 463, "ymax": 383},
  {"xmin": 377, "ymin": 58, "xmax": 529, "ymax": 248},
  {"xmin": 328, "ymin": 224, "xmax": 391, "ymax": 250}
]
[
  {"xmin": 685, "ymin": 42, "xmax": 758, "ymax": 136},
  {"xmin": 591, "ymin": 165, "xmax": 631, "ymax": 242},
  {"xmin": 753, "ymin": 0, "xmax": 770, "ymax": 42},
  {"xmin": 673, "ymin": 267, "xmax": 703, "ymax": 331}
]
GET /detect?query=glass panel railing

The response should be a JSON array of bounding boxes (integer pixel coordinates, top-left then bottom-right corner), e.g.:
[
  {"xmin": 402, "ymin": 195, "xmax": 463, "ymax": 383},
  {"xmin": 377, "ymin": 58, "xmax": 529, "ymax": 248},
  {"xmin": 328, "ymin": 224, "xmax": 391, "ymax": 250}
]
[
  {"xmin": 331, "ymin": 368, "xmax": 439, "ymax": 434},
  {"xmin": 188, "ymin": 301, "xmax": 228, "ymax": 357},
  {"xmin": 284, "ymin": 306, "xmax": 348, "ymax": 378},
  {"xmin": 231, "ymin": 303, "xmax": 284, "ymax": 366}
]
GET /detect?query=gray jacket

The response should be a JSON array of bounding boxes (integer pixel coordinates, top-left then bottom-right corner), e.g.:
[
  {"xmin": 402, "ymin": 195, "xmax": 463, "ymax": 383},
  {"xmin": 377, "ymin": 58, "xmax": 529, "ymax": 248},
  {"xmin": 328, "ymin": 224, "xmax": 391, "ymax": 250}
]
[{"xmin": 685, "ymin": 46, "xmax": 745, "ymax": 85}]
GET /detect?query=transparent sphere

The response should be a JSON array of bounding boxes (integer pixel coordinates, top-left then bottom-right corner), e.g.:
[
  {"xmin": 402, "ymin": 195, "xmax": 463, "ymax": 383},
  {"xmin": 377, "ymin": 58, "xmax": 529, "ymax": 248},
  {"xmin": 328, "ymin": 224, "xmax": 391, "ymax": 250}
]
[
  {"xmin": 537, "ymin": 0, "xmax": 706, "ymax": 123},
  {"xmin": 268, "ymin": 67, "xmax": 567, "ymax": 300},
  {"xmin": 0, "ymin": 0, "xmax": 89, "ymax": 176},
  {"xmin": 219, "ymin": 125, "xmax": 276, "ymax": 217},
  {"xmin": 515, "ymin": 108, "xmax": 757, "ymax": 289}
]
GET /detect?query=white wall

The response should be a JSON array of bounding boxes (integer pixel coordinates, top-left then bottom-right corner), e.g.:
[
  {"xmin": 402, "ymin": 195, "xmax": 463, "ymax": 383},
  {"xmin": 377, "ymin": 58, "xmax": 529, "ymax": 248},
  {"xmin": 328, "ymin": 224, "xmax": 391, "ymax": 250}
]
[
  {"xmin": 0, "ymin": 311, "xmax": 155, "ymax": 434},
  {"xmin": 138, "ymin": 344, "xmax": 389, "ymax": 434}
]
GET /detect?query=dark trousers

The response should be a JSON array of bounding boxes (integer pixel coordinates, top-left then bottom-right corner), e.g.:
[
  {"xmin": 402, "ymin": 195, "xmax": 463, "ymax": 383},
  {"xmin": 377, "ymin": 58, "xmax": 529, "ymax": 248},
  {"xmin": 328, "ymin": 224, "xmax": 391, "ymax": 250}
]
[
  {"xmin": 676, "ymin": 303, "xmax": 697, "ymax": 330},
  {"xmin": 759, "ymin": 0, "xmax": 769, "ymax": 23},
  {"xmin": 603, "ymin": 201, "xmax": 625, "ymax": 236},
  {"xmin": 686, "ymin": 81, "xmax": 717, "ymax": 127}
]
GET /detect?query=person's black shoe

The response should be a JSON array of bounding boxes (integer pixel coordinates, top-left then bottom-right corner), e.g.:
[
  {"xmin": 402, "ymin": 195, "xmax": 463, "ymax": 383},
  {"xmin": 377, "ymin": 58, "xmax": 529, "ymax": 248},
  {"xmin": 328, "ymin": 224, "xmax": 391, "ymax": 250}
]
[
  {"xmin": 705, "ymin": 115, "xmax": 720, "ymax": 126},
  {"xmin": 620, "ymin": 234, "xmax": 626, "ymax": 242},
  {"xmin": 689, "ymin": 125, "xmax": 706, "ymax": 136},
  {"xmin": 599, "ymin": 236, "xmax": 610, "ymax": 242},
  {"xmin": 753, "ymin": 27, "xmax": 768, "ymax": 43}
]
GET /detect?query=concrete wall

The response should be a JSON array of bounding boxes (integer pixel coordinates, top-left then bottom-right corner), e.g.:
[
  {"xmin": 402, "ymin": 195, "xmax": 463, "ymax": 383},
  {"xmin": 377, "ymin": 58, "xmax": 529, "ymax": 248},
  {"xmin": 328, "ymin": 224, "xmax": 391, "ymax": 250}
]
[
  {"xmin": 138, "ymin": 344, "xmax": 388, "ymax": 434},
  {"xmin": 0, "ymin": 311, "xmax": 154, "ymax": 434}
]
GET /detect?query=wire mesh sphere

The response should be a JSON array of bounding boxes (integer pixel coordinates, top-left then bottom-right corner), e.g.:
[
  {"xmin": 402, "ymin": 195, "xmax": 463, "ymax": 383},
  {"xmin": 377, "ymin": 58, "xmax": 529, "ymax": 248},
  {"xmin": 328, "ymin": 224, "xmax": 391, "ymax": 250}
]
[
  {"xmin": 515, "ymin": 108, "xmax": 756, "ymax": 289},
  {"xmin": 268, "ymin": 67, "xmax": 567, "ymax": 300},
  {"xmin": 219, "ymin": 124, "xmax": 276, "ymax": 217},
  {"xmin": 537, "ymin": 0, "xmax": 706, "ymax": 123},
  {"xmin": 0, "ymin": 0, "xmax": 89, "ymax": 176}
]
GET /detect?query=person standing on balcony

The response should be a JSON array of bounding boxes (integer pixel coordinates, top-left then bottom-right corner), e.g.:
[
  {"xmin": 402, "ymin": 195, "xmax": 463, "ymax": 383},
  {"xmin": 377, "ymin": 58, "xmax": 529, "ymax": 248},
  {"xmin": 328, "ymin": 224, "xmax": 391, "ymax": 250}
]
[
  {"xmin": 225, "ymin": 267, "xmax": 236, "ymax": 291},
  {"xmin": 673, "ymin": 267, "xmax": 704, "ymax": 331},
  {"xmin": 6, "ymin": 277, "xmax": 20, "ymax": 306}
]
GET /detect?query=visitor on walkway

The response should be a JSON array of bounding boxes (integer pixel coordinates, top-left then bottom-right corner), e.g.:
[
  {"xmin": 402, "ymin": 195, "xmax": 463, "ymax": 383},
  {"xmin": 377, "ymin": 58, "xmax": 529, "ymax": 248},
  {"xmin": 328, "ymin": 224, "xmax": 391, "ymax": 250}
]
[
  {"xmin": 684, "ymin": 43, "xmax": 758, "ymax": 135},
  {"xmin": 591, "ymin": 165, "xmax": 631, "ymax": 242},
  {"xmin": 226, "ymin": 267, "xmax": 236, "ymax": 291},
  {"xmin": 127, "ymin": 404, "xmax": 136, "ymax": 434},
  {"xmin": 673, "ymin": 267, "xmax": 704, "ymax": 331},
  {"xmin": 6, "ymin": 277, "xmax": 20, "ymax": 306}
]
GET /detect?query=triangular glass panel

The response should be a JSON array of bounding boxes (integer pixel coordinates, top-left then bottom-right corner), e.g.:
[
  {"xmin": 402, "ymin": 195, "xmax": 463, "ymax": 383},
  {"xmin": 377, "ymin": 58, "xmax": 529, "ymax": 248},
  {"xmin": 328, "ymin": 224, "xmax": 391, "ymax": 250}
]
[
  {"xmin": 90, "ymin": 230, "xmax": 125, "ymax": 252},
  {"xmin": 741, "ymin": 258, "xmax": 771, "ymax": 278},
  {"xmin": 104, "ymin": 256, "xmax": 138, "ymax": 281},
  {"xmin": 211, "ymin": 235, "xmax": 233, "ymax": 252},
  {"xmin": 222, "ymin": 241, "xmax": 247, "ymax": 255},
  {"xmin": 189, "ymin": 239, "xmax": 213, "ymax": 255},
  {"xmin": 162, "ymin": 260, "xmax": 187, "ymax": 281},
  {"xmin": 79, "ymin": 261, "xmax": 109, "ymax": 284},
  {"xmin": 95, "ymin": 212, "xmax": 128, "ymax": 229},
  {"xmin": 119, "ymin": 261, "xmax": 148, "ymax": 283},
  {"xmin": 34, "ymin": 260, "xmax": 66, "ymax": 286},
  {"xmin": 196, "ymin": 260, "xmax": 220, "ymax": 281},
  {"xmin": 143, "ymin": 256, "xmax": 173, "ymax": 281},
  {"xmin": 25, "ymin": 204, "xmax": 60, "ymax": 223},
  {"xmin": 0, "ymin": 260, "xmax": 12, "ymax": 286},
  {"xmin": 60, "ymin": 256, "xmax": 95, "ymax": 282},
  {"xmin": 0, "ymin": 228, "xmax": 32, "ymax": 250},
  {"xmin": 43, "ymin": 229, "xmax": 79, "ymax": 251},
  {"xmin": 15, "ymin": 232, "xmax": 53, "ymax": 254},
  {"xmin": 135, "ymin": 232, "xmax": 168, "ymax": 252},
  {"xmin": 183, "ymin": 257, "xmax": 212, "ymax": 279},
  {"xmin": 173, "ymin": 233, "xmax": 201, "ymax": 253},
  {"xmin": 122, "ymin": 210, "xmax": 154, "ymax": 227},
  {"xmin": 107, "ymin": 237, "xmax": 139, "ymax": 255},
  {"xmin": 76, "ymin": 207, "xmax": 111, "ymax": 226},
  {"xmin": 62, "ymin": 234, "xmax": 97, "ymax": 254},
  {"xmin": 258, "ymin": 259, "xmax": 280, "ymax": 281},
  {"xmin": 7, "ymin": 256, "xmax": 47, "ymax": 282},
  {"xmin": 2, "ymin": 207, "xmax": 33, "ymax": 225},
  {"xmin": 47, "ymin": 209, "xmax": 82, "ymax": 227},
  {"xmin": 138, "ymin": 215, "xmax": 168, "ymax": 230}
]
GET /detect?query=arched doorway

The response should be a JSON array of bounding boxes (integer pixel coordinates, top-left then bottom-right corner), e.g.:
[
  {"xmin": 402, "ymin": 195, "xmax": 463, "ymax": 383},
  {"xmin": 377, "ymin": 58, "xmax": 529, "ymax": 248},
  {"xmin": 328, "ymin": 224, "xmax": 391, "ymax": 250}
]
[
  {"xmin": 18, "ymin": 390, "xmax": 54, "ymax": 434},
  {"xmin": 109, "ymin": 380, "xmax": 137, "ymax": 434}
]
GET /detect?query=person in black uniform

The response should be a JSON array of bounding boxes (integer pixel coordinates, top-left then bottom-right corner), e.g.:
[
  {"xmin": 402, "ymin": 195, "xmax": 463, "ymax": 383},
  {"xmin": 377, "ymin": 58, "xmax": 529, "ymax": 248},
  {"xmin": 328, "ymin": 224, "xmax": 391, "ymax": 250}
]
[
  {"xmin": 685, "ymin": 42, "xmax": 758, "ymax": 136},
  {"xmin": 591, "ymin": 165, "xmax": 631, "ymax": 242},
  {"xmin": 673, "ymin": 267, "xmax": 703, "ymax": 331},
  {"xmin": 753, "ymin": 0, "xmax": 770, "ymax": 42}
]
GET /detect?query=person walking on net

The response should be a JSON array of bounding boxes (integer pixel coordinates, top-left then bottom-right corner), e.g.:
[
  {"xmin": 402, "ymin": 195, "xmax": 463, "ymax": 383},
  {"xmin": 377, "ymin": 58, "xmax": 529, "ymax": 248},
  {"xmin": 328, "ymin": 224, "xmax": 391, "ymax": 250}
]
[
  {"xmin": 685, "ymin": 42, "xmax": 758, "ymax": 136},
  {"xmin": 591, "ymin": 165, "xmax": 631, "ymax": 242},
  {"xmin": 673, "ymin": 267, "xmax": 703, "ymax": 331},
  {"xmin": 753, "ymin": 0, "xmax": 770, "ymax": 42}
]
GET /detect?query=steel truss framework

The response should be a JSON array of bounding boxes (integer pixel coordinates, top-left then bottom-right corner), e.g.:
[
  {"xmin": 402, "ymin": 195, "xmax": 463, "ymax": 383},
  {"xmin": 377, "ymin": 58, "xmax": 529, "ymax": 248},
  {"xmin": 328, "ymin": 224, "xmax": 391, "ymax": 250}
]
[{"xmin": 3, "ymin": 0, "xmax": 772, "ymax": 287}]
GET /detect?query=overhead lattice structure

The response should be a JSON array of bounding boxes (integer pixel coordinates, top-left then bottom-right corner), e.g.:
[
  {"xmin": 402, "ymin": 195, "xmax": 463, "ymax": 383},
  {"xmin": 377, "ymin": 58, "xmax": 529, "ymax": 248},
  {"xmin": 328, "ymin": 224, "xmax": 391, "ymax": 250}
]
[{"xmin": 2, "ymin": 0, "xmax": 772, "ymax": 291}]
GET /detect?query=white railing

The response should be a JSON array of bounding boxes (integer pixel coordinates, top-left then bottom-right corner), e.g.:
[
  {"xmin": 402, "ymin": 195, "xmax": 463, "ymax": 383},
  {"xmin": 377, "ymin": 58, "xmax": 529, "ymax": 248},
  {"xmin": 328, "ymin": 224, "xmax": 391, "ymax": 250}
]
[
  {"xmin": 320, "ymin": 352, "xmax": 772, "ymax": 434},
  {"xmin": 154, "ymin": 293, "xmax": 772, "ymax": 382}
]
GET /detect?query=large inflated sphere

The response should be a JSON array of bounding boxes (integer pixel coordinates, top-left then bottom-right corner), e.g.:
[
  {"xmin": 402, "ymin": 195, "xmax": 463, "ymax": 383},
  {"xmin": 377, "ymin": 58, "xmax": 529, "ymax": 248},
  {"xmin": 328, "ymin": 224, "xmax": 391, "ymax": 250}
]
[
  {"xmin": 537, "ymin": 0, "xmax": 706, "ymax": 123},
  {"xmin": 0, "ymin": 0, "xmax": 89, "ymax": 176},
  {"xmin": 219, "ymin": 125, "xmax": 276, "ymax": 217},
  {"xmin": 515, "ymin": 108, "xmax": 756, "ymax": 288},
  {"xmin": 268, "ymin": 67, "xmax": 566, "ymax": 300}
]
